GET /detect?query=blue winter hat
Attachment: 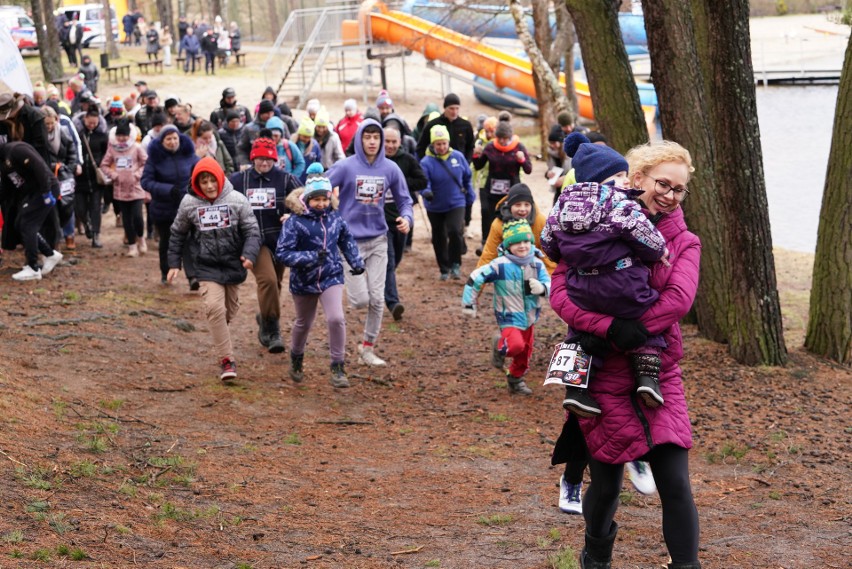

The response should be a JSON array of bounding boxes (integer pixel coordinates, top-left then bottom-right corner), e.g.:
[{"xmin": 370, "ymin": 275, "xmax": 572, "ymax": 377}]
[
  {"xmin": 265, "ymin": 115, "xmax": 285, "ymax": 134},
  {"xmin": 303, "ymin": 174, "xmax": 332, "ymax": 203},
  {"xmin": 305, "ymin": 162, "xmax": 324, "ymax": 179},
  {"xmin": 563, "ymin": 132, "xmax": 628, "ymax": 184}
]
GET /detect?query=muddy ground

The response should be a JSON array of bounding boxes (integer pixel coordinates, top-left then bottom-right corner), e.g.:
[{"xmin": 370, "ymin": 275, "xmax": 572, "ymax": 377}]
[{"xmin": 3, "ymin": 42, "xmax": 850, "ymax": 569}]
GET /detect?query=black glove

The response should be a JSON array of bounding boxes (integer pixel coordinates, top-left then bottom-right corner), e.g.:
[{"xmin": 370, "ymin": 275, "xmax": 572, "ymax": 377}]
[
  {"xmin": 170, "ymin": 185, "xmax": 183, "ymax": 203},
  {"xmin": 606, "ymin": 318, "xmax": 649, "ymax": 351},
  {"xmin": 578, "ymin": 333, "xmax": 610, "ymax": 358},
  {"xmin": 421, "ymin": 189, "xmax": 434, "ymax": 202},
  {"xmin": 349, "ymin": 266, "xmax": 365, "ymax": 276},
  {"xmin": 316, "ymin": 250, "xmax": 328, "ymax": 263}
]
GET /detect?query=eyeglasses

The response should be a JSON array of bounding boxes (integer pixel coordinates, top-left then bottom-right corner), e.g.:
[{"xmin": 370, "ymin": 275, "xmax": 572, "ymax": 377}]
[{"xmin": 648, "ymin": 176, "xmax": 689, "ymax": 201}]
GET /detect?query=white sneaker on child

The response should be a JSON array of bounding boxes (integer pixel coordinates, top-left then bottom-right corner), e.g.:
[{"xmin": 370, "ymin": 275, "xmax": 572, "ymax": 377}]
[
  {"xmin": 625, "ymin": 460, "xmax": 657, "ymax": 495},
  {"xmin": 358, "ymin": 344, "xmax": 386, "ymax": 366},
  {"xmin": 558, "ymin": 475, "xmax": 583, "ymax": 514},
  {"xmin": 12, "ymin": 266, "xmax": 42, "ymax": 281}
]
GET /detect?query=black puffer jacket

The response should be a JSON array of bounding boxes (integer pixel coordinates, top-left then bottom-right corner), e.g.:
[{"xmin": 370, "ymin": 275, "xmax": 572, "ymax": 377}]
[{"xmin": 228, "ymin": 166, "xmax": 301, "ymax": 251}]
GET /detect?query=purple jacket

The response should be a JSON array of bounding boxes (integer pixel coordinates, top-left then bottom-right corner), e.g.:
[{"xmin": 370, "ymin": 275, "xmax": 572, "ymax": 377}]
[
  {"xmin": 541, "ymin": 182, "xmax": 667, "ymax": 318},
  {"xmin": 327, "ymin": 119, "xmax": 413, "ymax": 241},
  {"xmin": 549, "ymin": 207, "xmax": 701, "ymax": 464}
]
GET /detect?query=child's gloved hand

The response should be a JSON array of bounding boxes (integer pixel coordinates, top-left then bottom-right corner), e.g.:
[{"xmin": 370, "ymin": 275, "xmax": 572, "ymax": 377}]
[
  {"xmin": 607, "ymin": 318, "xmax": 649, "ymax": 351},
  {"xmin": 578, "ymin": 333, "xmax": 610, "ymax": 358},
  {"xmin": 528, "ymin": 278, "xmax": 546, "ymax": 296},
  {"xmin": 461, "ymin": 304, "xmax": 477, "ymax": 318},
  {"xmin": 316, "ymin": 250, "xmax": 327, "ymax": 263},
  {"xmin": 350, "ymin": 266, "xmax": 365, "ymax": 276}
]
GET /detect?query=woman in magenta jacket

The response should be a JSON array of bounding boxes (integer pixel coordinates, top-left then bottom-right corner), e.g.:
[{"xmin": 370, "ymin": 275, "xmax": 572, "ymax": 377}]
[{"xmin": 549, "ymin": 140, "xmax": 702, "ymax": 569}]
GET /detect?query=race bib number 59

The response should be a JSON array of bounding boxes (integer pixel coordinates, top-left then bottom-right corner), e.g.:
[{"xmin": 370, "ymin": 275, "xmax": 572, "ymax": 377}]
[{"xmin": 544, "ymin": 342, "xmax": 592, "ymax": 388}]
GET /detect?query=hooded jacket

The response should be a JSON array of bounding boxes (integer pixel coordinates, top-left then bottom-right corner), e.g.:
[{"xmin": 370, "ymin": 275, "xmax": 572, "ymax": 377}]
[
  {"xmin": 141, "ymin": 132, "xmax": 199, "ymax": 223},
  {"xmin": 101, "ymin": 126, "xmax": 147, "ymax": 202},
  {"xmin": 275, "ymin": 188, "xmax": 364, "ymax": 295},
  {"xmin": 412, "ymin": 103, "xmax": 439, "ymax": 143},
  {"xmin": 229, "ymin": 165, "xmax": 301, "ymax": 251},
  {"xmin": 314, "ymin": 129, "xmax": 345, "ymax": 170},
  {"xmin": 476, "ymin": 195, "xmax": 556, "ymax": 275},
  {"xmin": 209, "ymin": 100, "xmax": 252, "ymax": 129},
  {"xmin": 382, "ymin": 113, "xmax": 417, "ymax": 156},
  {"xmin": 0, "ymin": 142, "xmax": 58, "ymax": 250},
  {"xmin": 168, "ymin": 157, "xmax": 261, "ymax": 284},
  {"xmin": 327, "ymin": 119, "xmax": 414, "ymax": 241},
  {"xmin": 76, "ymin": 124, "xmax": 108, "ymax": 193},
  {"xmin": 217, "ymin": 123, "xmax": 244, "ymax": 167},
  {"xmin": 419, "ymin": 146, "xmax": 475, "ymax": 213},
  {"xmin": 290, "ymin": 134, "xmax": 323, "ymax": 183},
  {"xmin": 335, "ymin": 111, "xmax": 362, "ymax": 151},
  {"xmin": 265, "ymin": 116, "xmax": 305, "ymax": 177},
  {"xmin": 549, "ymin": 206, "xmax": 701, "ymax": 464},
  {"xmin": 472, "ymin": 137, "xmax": 532, "ymax": 198}
]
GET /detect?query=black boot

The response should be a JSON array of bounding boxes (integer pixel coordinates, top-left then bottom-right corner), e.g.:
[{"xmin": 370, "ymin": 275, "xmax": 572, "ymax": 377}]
[
  {"xmin": 266, "ymin": 318, "xmax": 285, "ymax": 354},
  {"xmin": 256, "ymin": 313, "xmax": 271, "ymax": 348},
  {"xmin": 668, "ymin": 563, "xmax": 701, "ymax": 569},
  {"xmin": 580, "ymin": 522, "xmax": 618, "ymax": 569},
  {"xmin": 632, "ymin": 353, "xmax": 664, "ymax": 408},
  {"xmin": 289, "ymin": 353, "xmax": 304, "ymax": 383},
  {"xmin": 563, "ymin": 385, "xmax": 601, "ymax": 417},
  {"xmin": 91, "ymin": 233, "xmax": 103, "ymax": 248}
]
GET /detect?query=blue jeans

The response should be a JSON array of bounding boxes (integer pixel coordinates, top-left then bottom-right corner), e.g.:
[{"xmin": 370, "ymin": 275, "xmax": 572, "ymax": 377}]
[{"xmin": 384, "ymin": 227, "xmax": 407, "ymax": 309}]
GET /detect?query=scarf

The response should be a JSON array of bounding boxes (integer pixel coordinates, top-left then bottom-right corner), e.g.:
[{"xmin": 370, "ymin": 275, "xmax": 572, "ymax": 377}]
[
  {"xmin": 46, "ymin": 126, "xmax": 61, "ymax": 156},
  {"xmin": 504, "ymin": 250, "xmax": 535, "ymax": 266}
]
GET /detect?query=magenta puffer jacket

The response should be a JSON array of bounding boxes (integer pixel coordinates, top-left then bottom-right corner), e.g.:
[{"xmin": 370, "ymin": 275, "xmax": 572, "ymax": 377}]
[{"xmin": 549, "ymin": 206, "xmax": 701, "ymax": 464}]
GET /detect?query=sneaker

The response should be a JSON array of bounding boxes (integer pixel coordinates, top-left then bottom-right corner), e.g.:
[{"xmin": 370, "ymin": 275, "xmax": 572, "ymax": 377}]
[
  {"xmin": 290, "ymin": 353, "xmax": 304, "ymax": 383},
  {"xmin": 439, "ymin": 272, "xmax": 449, "ymax": 281},
  {"xmin": 562, "ymin": 387, "xmax": 602, "ymax": 417},
  {"xmin": 220, "ymin": 357, "xmax": 237, "ymax": 383},
  {"xmin": 329, "ymin": 362, "xmax": 350, "ymax": 388},
  {"xmin": 636, "ymin": 376, "xmax": 664, "ymax": 408},
  {"xmin": 126, "ymin": 244, "xmax": 139, "ymax": 257},
  {"xmin": 449, "ymin": 264, "xmax": 462, "ymax": 280},
  {"xmin": 358, "ymin": 344, "xmax": 386, "ymax": 366},
  {"xmin": 41, "ymin": 251, "xmax": 63, "ymax": 275},
  {"xmin": 558, "ymin": 475, "xmax": 583, "ymax": 514},
  {"xmin": 390, "ymin": 303, "xmax": 405, "ymax": 321},
  {"xmin": 491, "ymin": 333, "xmax": 506, "ymax": 370},
  {"xmin": 625, "ymin": 460, "xmax": 657, "ymax": 495},
  {"xmin": 506, "ymin": 372, "xmax": 532, "ymax": 395},
  {"xmin": 12, "ymin": 265, "xmax": 42, "ymax": 281},
  {"xmin": 138, "ymin": 238, "xmax": 148, "ymax": 255}
]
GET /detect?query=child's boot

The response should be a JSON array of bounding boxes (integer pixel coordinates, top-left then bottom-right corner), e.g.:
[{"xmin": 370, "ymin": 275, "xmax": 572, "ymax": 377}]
[
  {"xmin": 563, "ymin": 385, "xmax": 601, "ymax": 417},
  {"xmin": 491, "ymin": 333, "xmax": 506, "ymax": 369},
  {"xmin": 127, "ymin": 243, "xmax": 139, "ymax": 257},
  {"xmin": 329, "ymin": 362, "xmax": 350, "ymax": 388},
  {"xmin": 289, "ymin": 353, "xmax": 304, "ymax": 383},
  {"xmin": 255, "ymin": 313, "xmax": 271, "ymax": 348},
  {"xmin": 580, "ymin": 522, "xmax": 618, "ymax": 569},
  {"xmin": 632, "ymin": 353, "xmax": 664, "ymax": 408},
  {"xmin": 506, "ymin": 371, "xmax": 532, "ymax": 396},
  {"xmin": 266, "ymin": 318, "xmax": 285, "ymax": 354}
]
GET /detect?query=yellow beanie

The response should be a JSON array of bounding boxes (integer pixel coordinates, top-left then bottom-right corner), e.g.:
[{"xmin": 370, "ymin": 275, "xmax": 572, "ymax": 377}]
[
  {"xmin": 430, "ymin": 124, "xmax": 450, "ymax": 143},
  {"xmin": 314, "ymin": 111, "xmax": 330, "ymax": 128},
  {"xmin": 298, "ymin": 117, "xmax": 316, "ymax": 137}
]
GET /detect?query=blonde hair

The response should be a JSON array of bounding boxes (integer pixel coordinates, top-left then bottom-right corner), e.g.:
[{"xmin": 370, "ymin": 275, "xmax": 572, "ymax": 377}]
[{"xmin": 626, "ymin": 140, "xmax": 695, "ymax": 183}]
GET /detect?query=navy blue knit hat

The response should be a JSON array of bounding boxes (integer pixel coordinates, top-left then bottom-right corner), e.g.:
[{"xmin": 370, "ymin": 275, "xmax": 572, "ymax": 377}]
[{"xmin": 564, "ymin": 132, "xmax": 628, "ymax": 184}]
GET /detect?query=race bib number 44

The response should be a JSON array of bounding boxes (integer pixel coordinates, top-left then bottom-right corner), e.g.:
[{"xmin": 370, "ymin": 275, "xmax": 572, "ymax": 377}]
[
  {"xmin": 544, "ymin": 342, "xmax": 592, "ymax": 388},
  {"xmin": 197, "ymin": 204, "xmax": 232, "ymax": 231},
  {"xmin": 355, "ymin": 175, "xmax": 385, "ymax": 205}
]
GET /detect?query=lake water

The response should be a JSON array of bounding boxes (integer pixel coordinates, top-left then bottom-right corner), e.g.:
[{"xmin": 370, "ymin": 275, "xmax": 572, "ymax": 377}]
[{"xmin": 757, "ymin": 84, "xmax": 837, "ymax": 253}]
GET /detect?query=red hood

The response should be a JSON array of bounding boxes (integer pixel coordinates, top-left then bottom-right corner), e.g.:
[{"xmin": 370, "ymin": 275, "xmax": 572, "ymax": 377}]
[{"xmin": 190, "ymin": 156, "xmax": 225, "ymax": 202}]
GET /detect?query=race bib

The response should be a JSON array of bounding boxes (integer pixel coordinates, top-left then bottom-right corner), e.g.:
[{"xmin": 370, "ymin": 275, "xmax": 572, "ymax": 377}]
[
  {"xmin": 490, "ymin": 178, "xmax": 511, "ymax": 195},
  {"xmin": 246, "ymin": 187, "xmax": 276, "ymax": 210},
  {"xmin": 7, "ymin": 171, "xmax": 25, "ymax": 188},
  {"xmin": 196, "ymin": 204, "xmax": 232, "ymax": 231},
  {"xmin": 544, "ymin": 342, "xmax": 592, "ymax": 388},
  {"xmin": 59, "ymin": 178, "xmax": 75, "ymax": 197},
  {"xmin": 355, "ymin": 175, "xmax": 385, "ymax": 205},
  {"xmin": 115, "ymin": 157, "xmax": 132, "ymax": 169}
]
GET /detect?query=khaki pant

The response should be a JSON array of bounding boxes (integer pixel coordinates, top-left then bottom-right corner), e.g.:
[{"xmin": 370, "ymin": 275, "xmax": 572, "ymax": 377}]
[
  {"xmin": 251, "ymin": 246, "xmax": 285, "ymax": 320},
  {"xmin": 200, "ymin": 281, "xmax": 241, "ymax": 361}
]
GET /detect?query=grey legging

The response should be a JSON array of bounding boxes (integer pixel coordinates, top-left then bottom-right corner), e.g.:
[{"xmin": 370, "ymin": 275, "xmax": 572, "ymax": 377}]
[
  {"xmin": 290, "ymin": 284, "xmax": 346, "ymax": 364},
  {"xmin": 583, "ymin": 443, "xmax": 699, "ymax": 564}
]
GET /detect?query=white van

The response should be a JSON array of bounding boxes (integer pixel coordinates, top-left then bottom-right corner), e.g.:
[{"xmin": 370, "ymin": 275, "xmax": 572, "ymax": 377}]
[
  {"xmin": 56, "ymin": 3, "xmax": 119, "ymax": 47},
  {"xmin": 0, "ymin": 6, "xmax": 38, "ymax": 52}
]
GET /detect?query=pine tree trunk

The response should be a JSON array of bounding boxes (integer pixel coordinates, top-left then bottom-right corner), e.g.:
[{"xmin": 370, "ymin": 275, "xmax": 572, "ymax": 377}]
[
  {"xmin": 532, "ymin": 0, "xmax": 556, "ymax": 152},
  {"xmin": 156, "ymin": 0, "xmax": 176, "ymax": 47},
  {"xmin": 699, "ymin": 0, "xmax": 787, "ymax": 365},
  {"xmin": 266, "ymin": 0, "xmax": 280, "ymax": 42},
  {"xmin": 805, "ymin": 34, "xmax": 852, "ymax": 365},
  {"xmin": 564, "ymin": 0, "xmax": 647, "ymax": 154},
  {"xmin": 211, "ymin": 0, "xmax": 222, "ymax": 19},
  {"xmin": 642, "ymin": 0, "xmax": 731, "ymax": 344},
  {"xmin": 102, "ymin": 0, "xmax": 119, "ymax": 60},
  {"xmin": 32, "ymin": 0, "xmax": 64, "ymax": 81}
]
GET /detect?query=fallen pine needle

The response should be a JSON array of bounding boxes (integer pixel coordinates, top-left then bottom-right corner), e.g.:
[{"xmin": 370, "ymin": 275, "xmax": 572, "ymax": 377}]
[{"xmin": 391, "ymin": 546, "xmax": 424, "ymax": 555}]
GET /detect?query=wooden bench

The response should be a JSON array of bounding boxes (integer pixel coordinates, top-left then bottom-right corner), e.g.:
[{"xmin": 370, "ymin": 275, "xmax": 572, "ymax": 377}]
[
  {"xmin": 176, "ymin": 55, "xmax": 202, "ymax": 68},
  {"xmin": 136, "ymin": 60, "xmax": 163, "ymax": 74},
  {"xmin": 49, "ymin": 75, "xmax": 75, "ymax": 92},
  {"xmin": 104, "ymin": 63, "xmax": 131, "ymax": 82},
  {"xmin": 234, "ymin": 52, "xmax": 246, "ymax": 66}
]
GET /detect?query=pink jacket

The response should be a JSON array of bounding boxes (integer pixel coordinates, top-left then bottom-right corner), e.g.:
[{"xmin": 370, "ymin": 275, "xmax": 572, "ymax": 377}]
[
  {"xmin": 101, "ymin": 138, "xmax": 147, "ymax": 202},
  {"xmin": 549, "ymin": 206, "xmax": 701, "ymax": 464}
]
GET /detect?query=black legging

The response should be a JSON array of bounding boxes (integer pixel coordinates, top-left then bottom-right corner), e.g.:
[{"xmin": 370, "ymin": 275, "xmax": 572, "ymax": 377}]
[
  {"xmin": 426, "ymin": 207, "xmax": 465, "ymax": 273},
  {"xmin": 115, "ymin": 199, "xmax": 144, "ymax": 244},
  {"xmin": 584, "ymin": 443, "xmax": 699, "ymax": 564},
  {"xmin": 75, "ymin": 187, "xmax": 103, "ymax": 235}
]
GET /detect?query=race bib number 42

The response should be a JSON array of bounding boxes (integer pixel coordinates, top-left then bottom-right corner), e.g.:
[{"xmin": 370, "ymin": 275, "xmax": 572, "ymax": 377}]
[
  {"xmin": 197, "ymin": 204, "xmax": 232, "ymax": 231},
  {"xmin": 544, "ymin": 342, "xmax": 592, "ymax": 388},
  {"xmin": 355, "ymin": 175, "xmax": 385, "ymax": 205}
]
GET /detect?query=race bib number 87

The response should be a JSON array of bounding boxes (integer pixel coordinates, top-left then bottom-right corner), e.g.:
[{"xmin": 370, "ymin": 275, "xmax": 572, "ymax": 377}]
[{"xmin": 544, "ymin": 342, "xmax": 592, "ymax": 388}]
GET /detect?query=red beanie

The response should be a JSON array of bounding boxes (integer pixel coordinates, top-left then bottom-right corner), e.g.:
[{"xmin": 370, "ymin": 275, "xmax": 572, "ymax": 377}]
[{"xmin": 250, "ymin": 137, "xmax": 278, "ymax": 161}]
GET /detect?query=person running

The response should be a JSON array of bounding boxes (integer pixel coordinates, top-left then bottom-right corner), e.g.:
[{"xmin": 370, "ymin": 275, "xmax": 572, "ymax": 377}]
[
  {"xmin": 100, "ymin": 119, "xmax": 148, "ymax": 257},
  {"xmin": 327, "ymin": 119, "xmax": 413, "ymax": 367},
  {"xmin": 275, "ymin": 169, "xmax": 365, "ymax": 388}
]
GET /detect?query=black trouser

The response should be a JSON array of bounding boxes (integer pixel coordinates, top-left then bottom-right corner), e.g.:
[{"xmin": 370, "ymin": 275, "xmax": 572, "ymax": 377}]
[
  {"xmin": 584, "ymin": 443, "xmax": 699, "ymax": 564},
  {"xmin": 479, "ymin": 187, "xmax": 492, "ymax": 245},
  {"xmin": 116, "ymin": 199, "xmax": 144, "ymax": 243},
  {"xmin": 204, "ymin": 52, "xmax": 215, "ymax": 74},
  {"xmin": 155, "ymin": 220, "xmax": 196, "ymax": 281},
  {"xmin": 427, "ymin": 207, "xmax": 465, "ymax": 273},
  {"xmin": 384, "ymin": 226, "xmax": 407, "ymax": 309},
  {"xmin": 63, "ymin": 43, "xmax": 81, "ymax": 66},
  {"xmin": 75, "ymin": 187, "xmax": 103, "ymax": 235},
  {"xmin": 17, "ymin": 203, "xmax": 55, "ymax": 269},
  {"xmin": 184, "ymin": 52, "xmax": 197, "ymax": 73}
]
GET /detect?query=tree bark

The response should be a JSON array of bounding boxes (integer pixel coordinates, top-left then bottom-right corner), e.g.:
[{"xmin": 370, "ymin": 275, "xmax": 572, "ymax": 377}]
[
  {"xmin": 210, "ymin": 0, "xmax": 222, "ymax": 19},
  {"xmin": 556, "ymin": 4, "xmax": 579, "ymax": 116},
  {"xmin": 643, "ymin": 0, "xmax": 730, "ymax": 344},
  {"xmin": 266, "ymin": 0, "xmax": 280, "ymax": 41},
  {"xmin": 805, "ymin": 33, "xmax": 852, "ymax": 365},
  {"xmin": 102, "ymin": 0, "xmax": 119, "ymax": 60},
  {"xmin": 32, "ymin": 0, "xmax": 64, "ymax": 82},
  {"xmin": 156, "ymin": 0, "xmax": 176, "ymax": 46},
  {"xmin": 698, "ymin": 0, "xmax": 787, "ymax": 365},
  {"xmin": 564, "ymin": 0, "xmax": 647, "ymax": 155}
]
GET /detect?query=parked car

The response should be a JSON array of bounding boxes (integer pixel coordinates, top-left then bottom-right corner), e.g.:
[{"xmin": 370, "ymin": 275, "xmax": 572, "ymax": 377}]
[
  {"xmin": 55, "ymin": 3, "xmax": 118, "ymax": 47},
  {"xmin": 0, "ymin": 6, "xmax": 38, "ymax": 52}
]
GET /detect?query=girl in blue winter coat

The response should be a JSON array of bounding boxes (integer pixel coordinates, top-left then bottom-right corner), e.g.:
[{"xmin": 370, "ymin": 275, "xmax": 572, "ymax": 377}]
[{"xmin": 275, "ymin": 169, "xmax": 365, "ymax": 389}]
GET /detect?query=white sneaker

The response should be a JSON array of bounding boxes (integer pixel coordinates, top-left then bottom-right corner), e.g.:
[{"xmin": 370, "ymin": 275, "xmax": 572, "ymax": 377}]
[
  {"xmin": 358, "ymin": 344, "xmax": 386, "ymax": 366},
  {"xmin": 625, "ymin": 460, "xmax": 657, "ymax": 495},
  {"xmin": 127, "ymin": 244, "xmax": 139, "ymax": 257},
  {"xmin": 558, "ymin": 475, "xmax": 583, "ymax": 514},
  {"xmin": 41, "ymin": 251, "xmax": 63, "ymax": 275},
  {"xmin": 138, "ymin": 237, "xmax": 148, "ymax": 255},
  {"xmin": 12, "ymin": 266, "xmax": 42, "ymax": 281}
]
